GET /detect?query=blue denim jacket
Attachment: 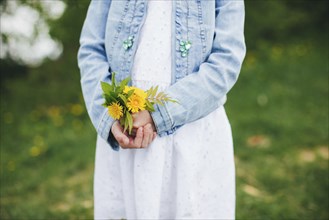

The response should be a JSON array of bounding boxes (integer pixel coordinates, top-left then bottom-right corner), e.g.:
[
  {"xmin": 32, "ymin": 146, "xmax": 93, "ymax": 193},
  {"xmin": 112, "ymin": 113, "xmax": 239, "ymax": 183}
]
[{"xmin": 78, "ymin": 0, "xmax": 246, "ymax": 150}]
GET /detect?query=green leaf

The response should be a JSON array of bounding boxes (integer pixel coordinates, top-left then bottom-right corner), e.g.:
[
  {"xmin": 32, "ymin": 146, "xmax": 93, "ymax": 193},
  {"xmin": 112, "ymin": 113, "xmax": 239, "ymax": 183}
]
[
  {"xmin": 118, "ymin": 94, "xmax": 127, "ymax": 105},
  {"xmin": 109, "ymin": 91, "xmax": 118, "ymax": 100},
  {"xmin": 153, "ymin": 86, "xmax": 159, "ymax": 96},
  {"xmin": 111, "ymin": 72, "xmax": 117, "ymax": 87},
  {"xmin": 146, "ymin": 86, "xmax": 158, "ymax": 99},
  {"xmin": 123, "ymin": 117, "xmax": 129, "ymax": 134},
  {"xmin": 126, "ymin": 89, "xmax": 134, "ymax": 98},
  {"xmin": 156, "ymin": 91, "xmax": 164, "ymax": 99},
  {"xmin": 146, "ymin": 87, "xmax": 152, "ymax": 97},
  {"xmin": 101, "ymin": 81, "xmax": 113, "ymax": 94},
  {"xmin": 119, "ymin": 76, "xmax": 131, "ymax": 92},
  {"xmin": 169, "ymin": 98, "xmax": 179, "ymax": 104},
  {"xmin": 104, "ymin": 94, "xmax": 116, "ymax": 103},
  {"xmin": 126, "ymin": 111, "xmax": 133, "ymax": 135},
  {"xmin": 119, "ymin": 117, "xmax": 125, "ymax": 127},
  {"xmin": 157, "ymin": 101, "xmax": 165, "ymax": 106},
  {"xmin": 145, "ymin": 100, "xmax": 155, "ymax": 112}
]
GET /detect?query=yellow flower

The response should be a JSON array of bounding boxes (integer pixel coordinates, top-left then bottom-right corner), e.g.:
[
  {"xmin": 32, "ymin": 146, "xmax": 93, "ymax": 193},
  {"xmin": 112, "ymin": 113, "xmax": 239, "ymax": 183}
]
[
  {"xmin": 127, "ymin": 94, "xmax": 146, "ymax": 113},
  {"xmin": 124, "ymin": 86, "xmax": 147, "ymax": 99},
  {"xmin": 123, "ymin": 86, "xmax": 132, "ymax": 94},
  {"xmin": 108, "ymin": 102, "xmax": 123, "ymax": 120}
]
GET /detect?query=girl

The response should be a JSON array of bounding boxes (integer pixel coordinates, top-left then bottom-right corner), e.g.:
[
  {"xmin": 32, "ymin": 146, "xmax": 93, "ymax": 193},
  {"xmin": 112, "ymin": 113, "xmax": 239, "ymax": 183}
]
[{"xmin": 78, "ymin": 0, "xmax": 246, "ymax": 219}]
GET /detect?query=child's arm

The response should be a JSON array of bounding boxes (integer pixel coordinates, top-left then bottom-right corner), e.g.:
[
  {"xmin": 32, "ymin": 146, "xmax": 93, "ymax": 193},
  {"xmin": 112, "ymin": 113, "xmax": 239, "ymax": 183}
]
[
  {"xmin": 78, "ymin": 0, "xmax": 122, "ymax": 150},
  {"xmin": 150, "ymin": 0, "xmax": 246, "ymax": 137}
]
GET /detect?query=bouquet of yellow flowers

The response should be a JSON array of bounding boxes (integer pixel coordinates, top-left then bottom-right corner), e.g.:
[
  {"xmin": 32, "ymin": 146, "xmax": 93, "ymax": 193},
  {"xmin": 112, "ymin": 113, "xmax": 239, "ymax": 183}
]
[{"xmin": 101, "ymin": 73, "xmax": 177, "ymax": 134}]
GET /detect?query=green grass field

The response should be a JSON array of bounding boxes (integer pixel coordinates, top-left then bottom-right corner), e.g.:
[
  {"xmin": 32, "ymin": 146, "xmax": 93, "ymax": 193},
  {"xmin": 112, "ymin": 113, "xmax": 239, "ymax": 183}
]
[{"xmin": 1, "ymin": 37, "xmax": 328, "ymax": 219}]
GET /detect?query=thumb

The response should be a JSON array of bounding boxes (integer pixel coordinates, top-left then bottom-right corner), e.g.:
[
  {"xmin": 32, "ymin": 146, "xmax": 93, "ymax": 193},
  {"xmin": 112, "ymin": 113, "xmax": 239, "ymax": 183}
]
[{"xmin": 111, "ymin": 122, "xmax": 129, "ymax": 146}]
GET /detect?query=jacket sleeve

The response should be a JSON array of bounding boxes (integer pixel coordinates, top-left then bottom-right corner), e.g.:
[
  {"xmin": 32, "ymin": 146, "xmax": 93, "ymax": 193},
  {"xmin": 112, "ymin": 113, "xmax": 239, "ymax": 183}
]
[
  {"xmin": 151, "ymin": 0, "xmax": 246, "ymax": 136},
  {"xmin": 77, "ymin": 0, "xmax": 119, "ymax": 150}
]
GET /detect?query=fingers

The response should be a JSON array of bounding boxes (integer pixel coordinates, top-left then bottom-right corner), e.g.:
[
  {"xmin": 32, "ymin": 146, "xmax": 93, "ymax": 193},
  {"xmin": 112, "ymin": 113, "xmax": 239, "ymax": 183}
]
[
  {"xmin": 131, "ymin": 127, "xmax": 143, "ymax": 148},
  {"xmin": 131, "ymin": 128, "xmax": 138, "ymax": 137},
  {"xmin": 113, "ymin": 121, "xmax": 157, "ymax": 149},
  {"xmin": 111, "ymin": 121, "xmax": 129, "ymax": 147},
  {"xmin": 132, "ymin": 111, "xmax": 143, "ymax": 128},
  {"xmin": 141, "ymin": 124, "xmax": 152, "ymax": 148}
]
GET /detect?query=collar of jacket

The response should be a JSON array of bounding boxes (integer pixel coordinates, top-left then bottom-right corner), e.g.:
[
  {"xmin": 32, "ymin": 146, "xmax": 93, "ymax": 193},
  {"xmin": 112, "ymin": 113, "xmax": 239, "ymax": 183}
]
[{"xmin": 104, "ymin": 0, "xmax": 210, "ymax": 85}]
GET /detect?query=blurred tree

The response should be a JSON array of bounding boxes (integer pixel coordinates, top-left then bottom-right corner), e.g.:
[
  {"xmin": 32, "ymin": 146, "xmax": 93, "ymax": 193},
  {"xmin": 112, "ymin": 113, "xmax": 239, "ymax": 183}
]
[
  {"xmin": 0, "ymin": 0, "xmax": 66, "ymax": 67},
  {"xmin": 244, "ymin": 0, "xmax": 329, "ymax": 50},
  {"xmin": 1, "ymin": 0, "xmax": 328, "ymax": 79},
  {"xmin": 0, "ymin": 0, "xmax": 89, "ymax": 108},
  {"xmin": 24, "ymin": 0, "xmax": 90, "ymax": 104}
]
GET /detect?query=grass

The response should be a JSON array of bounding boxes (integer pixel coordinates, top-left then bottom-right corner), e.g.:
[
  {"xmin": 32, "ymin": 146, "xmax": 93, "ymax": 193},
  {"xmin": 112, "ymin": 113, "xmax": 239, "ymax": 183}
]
[
  {"xmin": 227, "ymin": 38, "xmax": 328, "ymax": 219},
  {"xmin": 0, "ymin": 37, "xmax": 328, "ymax": 219}
]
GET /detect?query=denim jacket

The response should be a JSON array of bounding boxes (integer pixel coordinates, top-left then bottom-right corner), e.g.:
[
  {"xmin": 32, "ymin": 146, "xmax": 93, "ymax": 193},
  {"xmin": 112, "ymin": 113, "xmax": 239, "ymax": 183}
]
[{"xmin": 78, "ymin": 0, "xmax": 246, "ymax": 150}]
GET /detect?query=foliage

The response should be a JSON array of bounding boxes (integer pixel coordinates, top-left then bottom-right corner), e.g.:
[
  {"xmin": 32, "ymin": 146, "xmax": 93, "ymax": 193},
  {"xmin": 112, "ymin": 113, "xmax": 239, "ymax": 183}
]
[
  {"xmin": 1, "ymin": 36, "xmax": 327, "ymax": 219},
  {"xmin": 226, "ymin": 37, "xmax": 328, "ymax": 219},
  {"xmin": 244, "ymin": 0, "xmax": 328, "ymax": 50}
]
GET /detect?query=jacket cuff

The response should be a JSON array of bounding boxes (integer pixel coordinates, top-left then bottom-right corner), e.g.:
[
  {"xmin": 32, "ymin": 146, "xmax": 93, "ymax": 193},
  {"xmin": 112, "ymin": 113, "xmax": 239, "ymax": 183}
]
[
  {"xmin": 108, "ymin": 130, "xmax": 120, "ymax": 151},
  {"xmin": 150, "ymin": 103, "xmax": 173, "ymax": 137},
  {"xmin": 97, "ymin": 109, "xmax": 119, "ymax": 151}
]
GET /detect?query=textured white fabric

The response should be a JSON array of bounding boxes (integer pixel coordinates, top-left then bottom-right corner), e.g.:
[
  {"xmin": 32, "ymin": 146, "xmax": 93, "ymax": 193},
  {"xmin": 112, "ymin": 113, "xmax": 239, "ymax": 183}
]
[
  {"xmin": 94, "ymin": 1, "xmax": 236, "ymax": 219},
  {"xmin": 130, "ymin": 0, "xmax": 172, "ymax": 88}
]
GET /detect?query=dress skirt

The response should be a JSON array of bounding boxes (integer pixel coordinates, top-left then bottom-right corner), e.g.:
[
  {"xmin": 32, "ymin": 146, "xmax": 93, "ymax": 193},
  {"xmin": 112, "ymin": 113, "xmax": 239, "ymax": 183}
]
[{"xmin": 94, "ymin": 104, "xmax": 236, "ymax": 219}]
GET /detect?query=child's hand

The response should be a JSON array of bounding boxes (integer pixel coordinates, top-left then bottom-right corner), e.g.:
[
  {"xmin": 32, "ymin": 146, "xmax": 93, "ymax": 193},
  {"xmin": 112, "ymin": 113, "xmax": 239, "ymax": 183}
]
[
  {"xmin": 132, "ymin": 110, "xmax": 156, "ymax": 132},
  {"xmin": 111, "ymin": 121, "xmax": 156, "ymax": 149}
]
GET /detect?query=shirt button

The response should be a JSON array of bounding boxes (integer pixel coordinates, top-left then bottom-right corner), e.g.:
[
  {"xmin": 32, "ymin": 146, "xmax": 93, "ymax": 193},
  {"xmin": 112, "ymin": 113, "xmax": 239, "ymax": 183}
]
[{"xmin": 123, "ymin": 36, "xmax": 134, "ymax": 50}]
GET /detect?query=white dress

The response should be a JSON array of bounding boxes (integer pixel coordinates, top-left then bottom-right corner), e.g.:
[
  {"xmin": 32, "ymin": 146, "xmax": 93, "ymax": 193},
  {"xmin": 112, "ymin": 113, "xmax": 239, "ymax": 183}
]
[{"xmin": 94, "ymin": 1, "xmax": 236, "ymax": 219}]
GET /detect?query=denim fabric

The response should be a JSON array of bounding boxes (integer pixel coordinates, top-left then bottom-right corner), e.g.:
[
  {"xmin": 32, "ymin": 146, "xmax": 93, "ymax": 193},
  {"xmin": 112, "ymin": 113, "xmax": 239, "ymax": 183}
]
[{"xmin": 78, "ymin": 0, "xmax": 246, "ymax": 150}]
